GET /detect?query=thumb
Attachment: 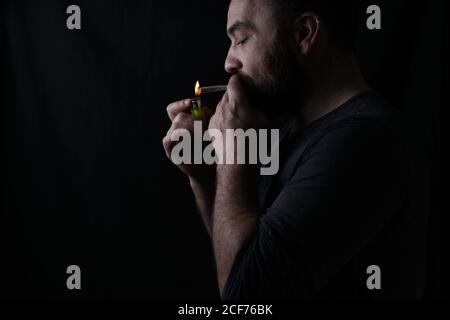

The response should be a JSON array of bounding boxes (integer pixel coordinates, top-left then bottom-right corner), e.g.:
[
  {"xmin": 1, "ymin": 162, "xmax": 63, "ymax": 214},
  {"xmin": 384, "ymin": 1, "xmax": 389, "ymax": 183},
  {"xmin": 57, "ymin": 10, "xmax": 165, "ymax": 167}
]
[{"xmin": 227, "ymin": 75, "xmax": 250, "ymax": 108}]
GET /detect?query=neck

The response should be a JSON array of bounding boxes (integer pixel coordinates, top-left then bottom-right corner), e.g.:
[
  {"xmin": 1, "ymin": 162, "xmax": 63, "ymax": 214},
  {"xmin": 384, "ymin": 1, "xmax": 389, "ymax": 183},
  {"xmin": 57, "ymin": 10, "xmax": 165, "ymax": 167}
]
[{"xmin": 296, "ymin": 51, "xmax": 370, "ymax": 128}]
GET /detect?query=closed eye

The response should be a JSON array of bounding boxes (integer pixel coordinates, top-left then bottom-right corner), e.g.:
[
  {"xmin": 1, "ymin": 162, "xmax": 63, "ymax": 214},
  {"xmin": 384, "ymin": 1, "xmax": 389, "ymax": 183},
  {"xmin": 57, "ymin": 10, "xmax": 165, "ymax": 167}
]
[{"xmin": 236, "ymin": 37, "xmax": 248, "ymax": 47}]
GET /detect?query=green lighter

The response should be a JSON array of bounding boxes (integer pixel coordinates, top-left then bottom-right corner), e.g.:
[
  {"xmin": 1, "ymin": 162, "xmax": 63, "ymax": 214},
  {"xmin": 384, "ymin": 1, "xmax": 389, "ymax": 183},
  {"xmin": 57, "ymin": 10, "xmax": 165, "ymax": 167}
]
[{"xmin": 191, "ymin": 81, "xmax": 206, "ymax": 121}]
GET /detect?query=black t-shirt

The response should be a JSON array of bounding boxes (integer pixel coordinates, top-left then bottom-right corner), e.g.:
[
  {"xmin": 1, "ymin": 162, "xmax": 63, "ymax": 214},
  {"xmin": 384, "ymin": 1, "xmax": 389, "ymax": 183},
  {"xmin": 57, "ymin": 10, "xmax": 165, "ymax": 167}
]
[{"xmin": 222, "ymin": 91, "xmax": 428, "ymax": 299}]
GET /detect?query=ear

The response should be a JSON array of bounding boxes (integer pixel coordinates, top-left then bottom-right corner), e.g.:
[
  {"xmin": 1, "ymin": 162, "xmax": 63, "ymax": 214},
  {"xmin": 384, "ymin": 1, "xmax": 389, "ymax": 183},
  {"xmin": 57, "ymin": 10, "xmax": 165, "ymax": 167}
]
[{"xmin": 293, "ymin": 12, "xmax": 321, "ymax": 55}]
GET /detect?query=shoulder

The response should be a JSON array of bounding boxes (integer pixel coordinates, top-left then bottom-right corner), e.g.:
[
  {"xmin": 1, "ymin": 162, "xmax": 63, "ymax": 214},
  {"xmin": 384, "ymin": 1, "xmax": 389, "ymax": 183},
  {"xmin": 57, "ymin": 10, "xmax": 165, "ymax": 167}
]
[
  {"xmin": 307, "ymin": 92, "xmax": 407, "ymax": 154},
  {"xmin": 284, "ymin": 92, "xmax": 410, "ymax": 187}
]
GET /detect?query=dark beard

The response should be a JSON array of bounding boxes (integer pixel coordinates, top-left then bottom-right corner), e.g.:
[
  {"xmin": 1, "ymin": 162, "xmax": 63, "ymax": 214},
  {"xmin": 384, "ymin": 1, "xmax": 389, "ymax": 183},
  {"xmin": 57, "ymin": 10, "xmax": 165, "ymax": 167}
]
[{"xmin": 237, "ymin": 35, "xmax": 310, "ymax": 119}]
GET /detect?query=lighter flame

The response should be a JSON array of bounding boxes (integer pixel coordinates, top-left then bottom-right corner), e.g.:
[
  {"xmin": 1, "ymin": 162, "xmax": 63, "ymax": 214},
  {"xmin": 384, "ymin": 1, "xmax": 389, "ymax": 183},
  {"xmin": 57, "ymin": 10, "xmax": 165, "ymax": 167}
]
[{"xmin": 195, "ymin": 81, "xmax": 202, "ymax": 97}]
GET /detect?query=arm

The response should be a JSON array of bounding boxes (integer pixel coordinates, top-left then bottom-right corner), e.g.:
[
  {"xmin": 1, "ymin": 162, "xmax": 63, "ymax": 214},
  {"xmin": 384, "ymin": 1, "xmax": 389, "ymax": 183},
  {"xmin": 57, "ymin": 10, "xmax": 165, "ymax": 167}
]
[
  {"xmin": 189, "ymin": 172, "xmax": 216, "ymax": 236},
  {"xmin": 208, "ymin": 75, "xmax": 267, "ymax": 296},
  {"xmin": 212, "ymin": 164, "xmax": 259, "ymax": 295}
]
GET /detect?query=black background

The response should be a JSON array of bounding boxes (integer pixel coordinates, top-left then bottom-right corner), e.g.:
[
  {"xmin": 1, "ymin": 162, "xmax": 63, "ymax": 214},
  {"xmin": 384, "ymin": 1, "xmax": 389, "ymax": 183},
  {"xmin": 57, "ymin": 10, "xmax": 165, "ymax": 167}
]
[{"xmin": 0, "ymin": 0, "xmax": 445, "ymax": 299}]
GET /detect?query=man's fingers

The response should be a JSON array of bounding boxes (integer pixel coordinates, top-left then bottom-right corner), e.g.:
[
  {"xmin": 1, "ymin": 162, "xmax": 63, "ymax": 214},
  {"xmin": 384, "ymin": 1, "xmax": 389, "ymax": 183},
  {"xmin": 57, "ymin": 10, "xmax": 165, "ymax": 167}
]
[
  {"xmin": 215, "ymin": 91, "xmax": 228, "ymax": 115},
  {"xmin": 226, "ymin": 75, "xmax": 249, "ymax": 108},
  {"xmin": 162, "ymin": 135, "xmax": 173, "ymax": 158},
  {"xmin": 168, "ymin": 112, "xmax": 194, "ymax": 135},
  {"xmin": 166, "ymin": 99, "xmax": 192, "ymax": 121},
  {"xmin": 173, "ymin": 111, "xmax": 192, "ymax": 123},
  {"xmin": 221, "ymin": 90, "xmax": 229, "ymax": 104}
]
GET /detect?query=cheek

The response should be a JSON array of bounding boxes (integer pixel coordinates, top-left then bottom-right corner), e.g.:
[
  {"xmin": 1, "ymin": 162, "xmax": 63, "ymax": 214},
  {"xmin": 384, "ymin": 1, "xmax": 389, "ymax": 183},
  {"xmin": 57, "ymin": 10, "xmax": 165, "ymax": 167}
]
[
  {"xmin": 239, "ymin": 42, "xmax": 265, "ymax": 76},
  {"xmin": 242, "ymin": 51, "xmax": 266, "ymax": 82},
  {"xmin": 245, "ymin": 55, "xmax": 274, "ymax": 89}
]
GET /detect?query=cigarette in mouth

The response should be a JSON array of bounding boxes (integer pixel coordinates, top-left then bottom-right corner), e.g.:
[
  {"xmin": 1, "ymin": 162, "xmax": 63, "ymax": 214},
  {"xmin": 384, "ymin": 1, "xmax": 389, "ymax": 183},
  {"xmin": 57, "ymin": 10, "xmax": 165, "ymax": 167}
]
[{"xmin": 199, "ymin": 85, "xmax": 228, "ymax": 95}]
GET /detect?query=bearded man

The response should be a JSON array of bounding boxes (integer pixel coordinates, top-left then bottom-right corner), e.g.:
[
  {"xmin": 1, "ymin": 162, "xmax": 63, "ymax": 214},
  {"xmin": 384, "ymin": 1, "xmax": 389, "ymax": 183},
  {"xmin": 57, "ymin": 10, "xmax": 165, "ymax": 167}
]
[{"xmin": 163, "ymin": 0, "xmax": 427, "ymax": 299}]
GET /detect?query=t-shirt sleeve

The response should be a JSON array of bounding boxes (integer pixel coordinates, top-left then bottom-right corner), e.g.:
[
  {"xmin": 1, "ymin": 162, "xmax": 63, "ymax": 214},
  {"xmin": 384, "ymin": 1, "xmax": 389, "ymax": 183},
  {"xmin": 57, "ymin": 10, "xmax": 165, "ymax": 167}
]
[{"xmin": 222, "ymin": 117, "xmax": 408, "ymax": 299}]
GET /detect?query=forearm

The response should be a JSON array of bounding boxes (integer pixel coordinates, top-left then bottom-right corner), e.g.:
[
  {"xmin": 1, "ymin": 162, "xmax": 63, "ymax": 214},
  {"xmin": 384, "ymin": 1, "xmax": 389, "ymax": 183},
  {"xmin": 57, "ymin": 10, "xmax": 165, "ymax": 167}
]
[
  {"xmin": 212, "ymin": 164, "xmax": 259, "ymax": 296},
  {"xmin": 189, "ymin": 174, "xmax": 216, "ymax": 236}
]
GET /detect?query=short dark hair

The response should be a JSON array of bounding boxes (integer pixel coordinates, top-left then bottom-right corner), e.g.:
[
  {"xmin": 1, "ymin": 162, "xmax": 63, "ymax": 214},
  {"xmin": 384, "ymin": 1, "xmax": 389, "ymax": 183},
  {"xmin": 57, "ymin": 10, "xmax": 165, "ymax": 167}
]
[{"xmin": 269, "ymin": 0, "xmax": 361, "ymax": 49}]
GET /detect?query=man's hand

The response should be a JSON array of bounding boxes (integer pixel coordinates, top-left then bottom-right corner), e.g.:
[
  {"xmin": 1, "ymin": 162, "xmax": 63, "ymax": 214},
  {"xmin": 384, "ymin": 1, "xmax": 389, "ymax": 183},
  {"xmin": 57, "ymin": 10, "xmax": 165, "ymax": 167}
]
[
  {"xmin": 209, "ymin": 75, "xmax": 266, "ymax": 135},
  {"xmin": 162, "ymin": 99, "xmax": 214, "ymax": 181},
  {"xmin": 209, "ymin": 75, "xmax": 266, "ymax": 163}
]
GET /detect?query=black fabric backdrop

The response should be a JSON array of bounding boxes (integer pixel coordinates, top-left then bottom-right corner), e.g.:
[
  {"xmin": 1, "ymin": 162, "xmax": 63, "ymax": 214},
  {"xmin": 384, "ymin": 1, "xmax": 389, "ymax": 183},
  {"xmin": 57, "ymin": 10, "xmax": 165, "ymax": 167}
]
[{"xmin": 0, "ymin": 0, "xmax": 445, "ymax": 299}]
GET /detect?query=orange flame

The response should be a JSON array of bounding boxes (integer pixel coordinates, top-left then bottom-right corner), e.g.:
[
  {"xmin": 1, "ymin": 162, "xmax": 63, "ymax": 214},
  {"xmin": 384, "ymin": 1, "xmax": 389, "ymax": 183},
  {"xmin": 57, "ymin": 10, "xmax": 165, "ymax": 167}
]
[{"xmin": 195, "ymin": 81, "xmax": 202, "ymax": 97}]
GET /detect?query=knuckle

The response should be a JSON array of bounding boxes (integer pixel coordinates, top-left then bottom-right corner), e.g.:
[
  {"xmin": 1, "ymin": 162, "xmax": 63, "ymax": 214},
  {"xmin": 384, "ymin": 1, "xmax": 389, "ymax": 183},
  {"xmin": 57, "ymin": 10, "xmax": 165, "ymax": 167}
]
[
  {"xmin": 173, "ymin": 112, "xmax": 184, "ymax": 122},
  {"xmin": 162, "ymin": 136, "xmax": 171, "ymax": 148},
  {"xmin": 173, "ymin": 112, "xmax": 191, "ymax": 125},
  {"xmin": 166, "ymin": 101, "xmax": 177, "ymax": 113},
  {"xmin": 166, "ymin": 100, "xmax": 184, "ymax": 116}
]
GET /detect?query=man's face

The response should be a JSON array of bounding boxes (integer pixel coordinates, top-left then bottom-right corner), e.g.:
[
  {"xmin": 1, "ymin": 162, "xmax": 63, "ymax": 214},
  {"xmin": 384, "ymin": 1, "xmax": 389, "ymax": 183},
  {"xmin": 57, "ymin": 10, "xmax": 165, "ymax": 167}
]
[{"xmin": 225, "ymin": 0, "xmax": 308, "ymax": 116}]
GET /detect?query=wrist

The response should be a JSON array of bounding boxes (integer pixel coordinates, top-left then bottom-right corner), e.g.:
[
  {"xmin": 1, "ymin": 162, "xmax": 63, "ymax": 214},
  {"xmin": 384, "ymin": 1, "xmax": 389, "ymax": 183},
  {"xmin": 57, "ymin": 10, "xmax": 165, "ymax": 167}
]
[{"xmin": 216, "ymin": 163, "xmax": 257, "ymax": 178}]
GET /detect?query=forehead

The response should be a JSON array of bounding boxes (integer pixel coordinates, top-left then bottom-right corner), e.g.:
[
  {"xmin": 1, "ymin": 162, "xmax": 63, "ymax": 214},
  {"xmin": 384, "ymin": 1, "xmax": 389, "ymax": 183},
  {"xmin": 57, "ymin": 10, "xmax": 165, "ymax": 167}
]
[{"xmin": 227, "ymin": 0, "xmax": 275, "ymax": 30}]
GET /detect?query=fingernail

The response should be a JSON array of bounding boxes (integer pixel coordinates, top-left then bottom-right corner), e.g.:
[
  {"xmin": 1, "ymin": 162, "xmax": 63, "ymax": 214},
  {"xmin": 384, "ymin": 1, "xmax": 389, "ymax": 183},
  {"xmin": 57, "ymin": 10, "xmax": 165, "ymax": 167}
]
[{"xmin": 184, "ymin": 99, "xmax": 191, "ymax": 106}]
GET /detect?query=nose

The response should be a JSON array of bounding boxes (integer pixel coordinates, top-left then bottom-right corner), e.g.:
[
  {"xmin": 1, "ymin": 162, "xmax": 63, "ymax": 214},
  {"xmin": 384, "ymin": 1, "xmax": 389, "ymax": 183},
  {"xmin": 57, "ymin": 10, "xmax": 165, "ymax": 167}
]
[{"xmin": 224, "ymin": 49, "xmax": 242, "ymax": 74}]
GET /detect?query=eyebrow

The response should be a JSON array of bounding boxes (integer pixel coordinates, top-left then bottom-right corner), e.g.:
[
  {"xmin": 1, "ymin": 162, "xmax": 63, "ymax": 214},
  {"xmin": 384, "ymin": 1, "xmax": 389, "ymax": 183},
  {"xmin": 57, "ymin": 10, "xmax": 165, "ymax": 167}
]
[{"xmin": 227, "ymin": 21, "xmax": 255, "ymax": 37}]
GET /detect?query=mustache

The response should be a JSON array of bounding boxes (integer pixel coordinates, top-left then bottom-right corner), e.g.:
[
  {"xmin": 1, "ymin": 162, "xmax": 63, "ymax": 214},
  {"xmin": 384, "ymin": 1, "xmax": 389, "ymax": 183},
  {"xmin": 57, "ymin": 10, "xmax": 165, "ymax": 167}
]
[
  {"xmin": 234, "ymin": 70, "xmax": 305, "ymax": 118},
  {"xmin": 235, "ymin": 73, "xmax": 257, "ymax": 91},
  {"xmin": 234, "ymin": 72, "xmax": 280, "ymax": 116},
  {"xmin": 235, "ymin": 72, "xmax": 268, "ymax": 102}
]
